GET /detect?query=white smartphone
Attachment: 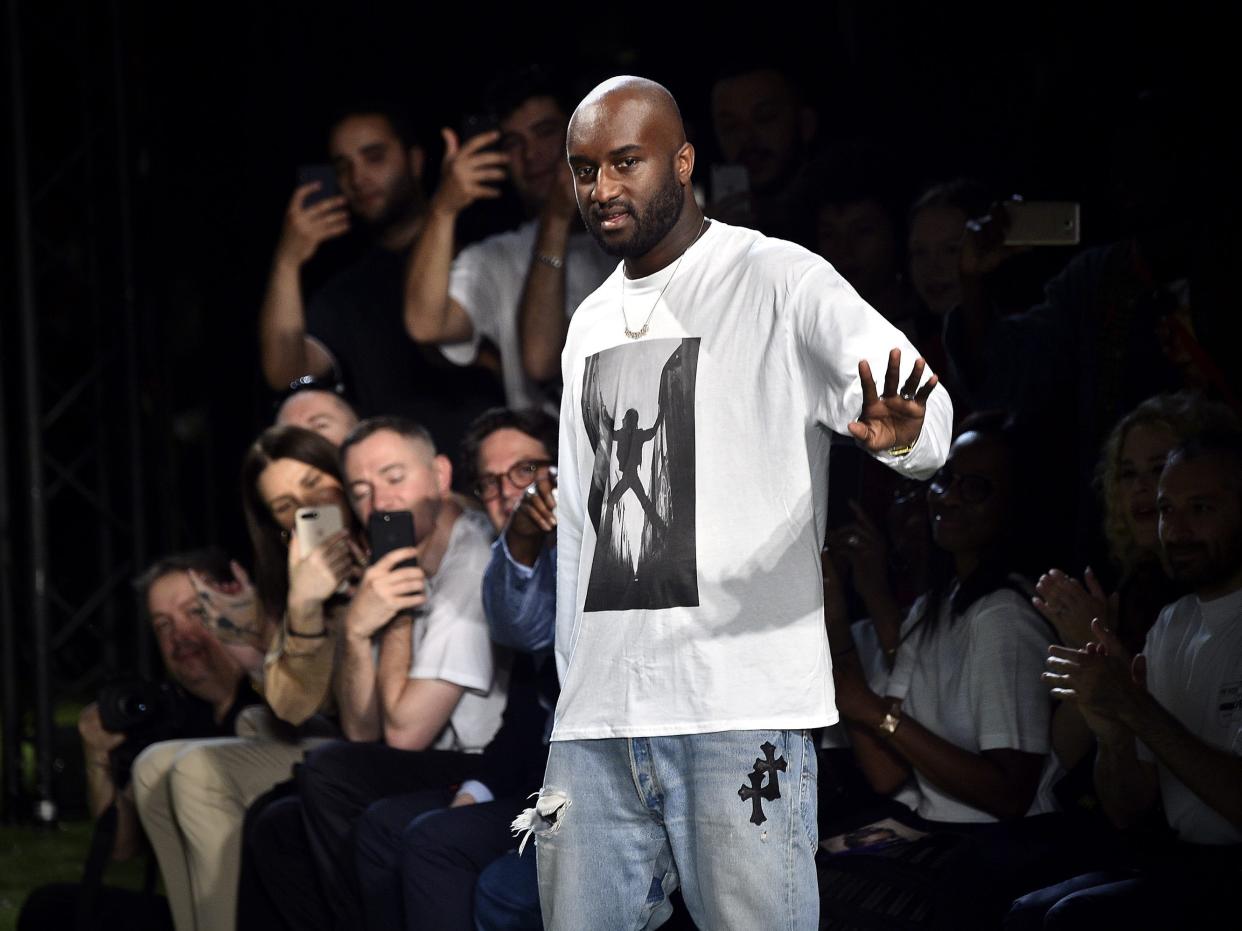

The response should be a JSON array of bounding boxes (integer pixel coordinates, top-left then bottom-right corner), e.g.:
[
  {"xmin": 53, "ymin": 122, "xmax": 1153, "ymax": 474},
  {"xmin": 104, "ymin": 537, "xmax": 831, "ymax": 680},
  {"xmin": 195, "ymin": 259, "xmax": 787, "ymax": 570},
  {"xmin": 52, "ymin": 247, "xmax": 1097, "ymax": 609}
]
[
  {"xmin": 294, "ymin": 504, "xmax": 344, "ymax": 557},
  {"xmin": 1003, "ymin": 201, "xmax": 1080, "ymax": 246}
]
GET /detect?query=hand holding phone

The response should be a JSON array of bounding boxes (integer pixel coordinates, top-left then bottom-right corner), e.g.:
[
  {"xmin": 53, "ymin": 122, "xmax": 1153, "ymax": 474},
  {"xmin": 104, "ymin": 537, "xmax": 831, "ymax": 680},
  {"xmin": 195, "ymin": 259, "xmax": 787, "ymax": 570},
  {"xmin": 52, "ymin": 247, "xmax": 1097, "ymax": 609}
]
[
  {"xmin": 434, "ymin": 121, "xmax": 509, "ymax": 216},
  {"xmin": 278, "ymin": 166, "xmax": 349, "ymax": 267},
  {"xmin": 346, "ymin": 510, "xmax": 424, "ymax": 638}
]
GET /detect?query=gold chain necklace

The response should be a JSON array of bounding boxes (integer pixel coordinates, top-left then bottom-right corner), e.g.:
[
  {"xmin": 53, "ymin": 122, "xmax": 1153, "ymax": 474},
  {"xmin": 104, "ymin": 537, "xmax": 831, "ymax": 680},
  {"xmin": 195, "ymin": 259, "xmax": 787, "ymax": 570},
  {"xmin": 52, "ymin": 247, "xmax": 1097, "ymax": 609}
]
[{"xmin": 620, "ymin": 219, "xmax": 708, "ymax": 339}]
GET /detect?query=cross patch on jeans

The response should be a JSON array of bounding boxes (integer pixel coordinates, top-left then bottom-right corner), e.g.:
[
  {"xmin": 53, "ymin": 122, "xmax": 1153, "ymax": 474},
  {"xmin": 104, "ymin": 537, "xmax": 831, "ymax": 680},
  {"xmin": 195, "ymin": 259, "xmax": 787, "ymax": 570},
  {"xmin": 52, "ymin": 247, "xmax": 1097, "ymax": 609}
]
[{"xmin": 738, "ymin": 741, "xmax": 787, "ymax": 825}]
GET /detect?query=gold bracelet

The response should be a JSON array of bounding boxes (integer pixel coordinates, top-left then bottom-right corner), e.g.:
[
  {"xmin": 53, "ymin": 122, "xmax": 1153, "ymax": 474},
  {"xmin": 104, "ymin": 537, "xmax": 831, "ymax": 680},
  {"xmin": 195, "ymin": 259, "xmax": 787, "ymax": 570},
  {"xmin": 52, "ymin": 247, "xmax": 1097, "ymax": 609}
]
[{"xmin": 887, "ymin": 441, "xmax": 916, "ymax": 457}]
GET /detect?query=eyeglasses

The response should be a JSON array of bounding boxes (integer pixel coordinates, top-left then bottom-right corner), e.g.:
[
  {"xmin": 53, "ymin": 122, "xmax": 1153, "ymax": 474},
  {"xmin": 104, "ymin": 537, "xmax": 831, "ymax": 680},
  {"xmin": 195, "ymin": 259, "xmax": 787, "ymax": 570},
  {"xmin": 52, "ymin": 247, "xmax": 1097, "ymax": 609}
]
[
  {"xmin": 473, "ymin": 460, "xmax": 554, "ymax": 501},
  {"xmin": 927, "ymin": 467, "xmax": 993, "ymax": 504}
]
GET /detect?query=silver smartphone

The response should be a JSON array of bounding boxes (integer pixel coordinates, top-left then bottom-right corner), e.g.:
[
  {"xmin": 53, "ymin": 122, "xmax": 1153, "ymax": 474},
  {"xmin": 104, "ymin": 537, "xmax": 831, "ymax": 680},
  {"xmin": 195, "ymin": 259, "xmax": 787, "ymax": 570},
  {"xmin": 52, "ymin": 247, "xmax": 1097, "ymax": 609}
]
[
  {"xmin": 1003, "ymin": 201, "xmax": 1080, "ymax": 246},
  {"xmin": 294, "ymin": 504, "xmax": 344, "ymax": 557}
]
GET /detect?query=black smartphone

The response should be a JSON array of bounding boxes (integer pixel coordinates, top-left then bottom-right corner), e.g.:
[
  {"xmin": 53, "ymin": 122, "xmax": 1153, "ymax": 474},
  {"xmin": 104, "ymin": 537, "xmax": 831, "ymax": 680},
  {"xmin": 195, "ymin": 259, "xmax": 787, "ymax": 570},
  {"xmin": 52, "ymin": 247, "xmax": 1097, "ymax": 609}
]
[
  {"xmin": 458, "ymin": 113, "xmax": 499, "ymax": 146},
  {"xmin": 367, "ymin": 510, "xmax": 417, "ymax": 571},
  {"xmin": 297, "ymin": 163, "xmax": 341, "ymax": 209}
]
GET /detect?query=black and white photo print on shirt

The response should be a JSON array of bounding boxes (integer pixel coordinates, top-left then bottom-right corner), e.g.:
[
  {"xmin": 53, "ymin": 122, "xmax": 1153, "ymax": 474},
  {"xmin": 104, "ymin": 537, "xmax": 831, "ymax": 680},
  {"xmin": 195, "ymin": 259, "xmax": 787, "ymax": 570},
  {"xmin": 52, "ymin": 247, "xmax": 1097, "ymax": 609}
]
[{"xmin": 580, "ymin": 337, "xmax": 700, "ymax": 611}]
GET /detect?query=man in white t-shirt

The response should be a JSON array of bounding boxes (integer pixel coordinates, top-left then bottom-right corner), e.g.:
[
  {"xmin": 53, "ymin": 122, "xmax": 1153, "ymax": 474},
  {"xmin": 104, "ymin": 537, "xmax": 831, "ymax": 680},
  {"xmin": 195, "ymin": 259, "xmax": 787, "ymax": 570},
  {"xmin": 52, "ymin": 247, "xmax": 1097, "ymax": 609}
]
[
  {"xmin": 404, "ymin": 67, "xmax": 615, "ymax": 411},
  {"xmin": 1037, "ymin": 431, "xmax": 1242, "ymax": 925},
  {"xmin": 259, "ymin": 417, "xmax": 505, "ymax": 930},
  {"xmin": 522, "ymin": 76, "xmax": 952, "ymax": 931}
]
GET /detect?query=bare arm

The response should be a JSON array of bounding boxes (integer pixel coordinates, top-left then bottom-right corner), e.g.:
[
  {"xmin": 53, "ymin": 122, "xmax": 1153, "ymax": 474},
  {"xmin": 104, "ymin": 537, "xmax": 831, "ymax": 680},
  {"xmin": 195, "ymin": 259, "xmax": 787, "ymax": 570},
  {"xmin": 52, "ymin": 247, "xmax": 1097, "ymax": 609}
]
[
  {"xmin": 259, "ymin": 183, "xmax": 346, "ymax": 389},
  {"xmin": 1094, "ymin": 727, "xmax": 1160, "ymax": 829},
  {"xmin": 263, "ymin": 601, "xmax": 336, "ymax": 727},
  {"xmin": 79, "ymin": 704, "xmax": 142, "ymax": 860},
  {"xmin": 336, "ymin": 547, "xmax": 428, "ymax": 742},
  {"xmin": 403, "ymin": 129, "xmax": 507, "ymax": 345},
  {"xmin": 518, "ymin": 169, "xmax": 578, "ymax": 383},
  {"xmin": 374, "ymin": 616, "xmax": 465, "ymax": 750},
  {"xmin": 1119, "ymin": 682, "xmax": 1242, "ymax": 829},
  {"xmin": 844, "ymin": 687, "xmax": 1045, "ymax": 819},
  {"xmin": 335, "ymin": 631, "xmax": 382, "ymax": 741}
]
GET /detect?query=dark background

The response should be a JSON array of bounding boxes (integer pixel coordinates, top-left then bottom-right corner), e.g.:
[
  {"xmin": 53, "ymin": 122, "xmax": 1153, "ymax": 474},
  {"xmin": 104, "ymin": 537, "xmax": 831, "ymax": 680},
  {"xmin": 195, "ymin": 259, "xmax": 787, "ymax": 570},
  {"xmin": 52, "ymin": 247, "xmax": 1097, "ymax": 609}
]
[{"xmin": 0, "ymin": 0, "xmax": 1229, "ymax": 725}]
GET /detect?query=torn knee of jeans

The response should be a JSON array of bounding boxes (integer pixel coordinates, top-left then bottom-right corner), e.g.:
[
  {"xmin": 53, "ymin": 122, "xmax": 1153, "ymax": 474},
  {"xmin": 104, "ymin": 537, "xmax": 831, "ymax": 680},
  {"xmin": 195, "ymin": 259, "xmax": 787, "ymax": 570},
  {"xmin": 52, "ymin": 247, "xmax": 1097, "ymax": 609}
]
[{"xmin": 510, "ymin": 787, "xmax": 570, "ymax": 855}]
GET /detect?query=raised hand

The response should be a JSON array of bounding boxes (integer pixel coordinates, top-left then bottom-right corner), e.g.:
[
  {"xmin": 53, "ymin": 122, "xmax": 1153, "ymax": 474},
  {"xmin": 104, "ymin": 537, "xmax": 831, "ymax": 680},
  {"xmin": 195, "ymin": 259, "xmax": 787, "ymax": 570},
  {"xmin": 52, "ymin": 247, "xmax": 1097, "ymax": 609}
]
[
  {"xmin": 288, "ymin": 528, "xmax": 356, "ymax": 610},
  {"xmin": 275, "ymin": 183, "xmax": 350, "ymax": 267},
  {"xmin": 826, "ymin": 500, "xmax": 889, "ymax": 598},
  {"xmin": 1043, "ymin": 618, "xmax": 1142, "ymax": 745},
  {"xmin": 431, "ymin": 128, "xmax": 510, "ymax": 216},
  {"xmin": 1033, "ymin": 567, "xmax": 1112, "ymax": 648},
  {"xmin": 189, "ymin": 560, "xmax": 265, "ymax": 650},
  {"xmin": 345, "ymin": 546, "xmax": 426, "ymax": 641},
  {"xmin": 847, "ymin": 348, "xmax": 938, "ymax": 453}
]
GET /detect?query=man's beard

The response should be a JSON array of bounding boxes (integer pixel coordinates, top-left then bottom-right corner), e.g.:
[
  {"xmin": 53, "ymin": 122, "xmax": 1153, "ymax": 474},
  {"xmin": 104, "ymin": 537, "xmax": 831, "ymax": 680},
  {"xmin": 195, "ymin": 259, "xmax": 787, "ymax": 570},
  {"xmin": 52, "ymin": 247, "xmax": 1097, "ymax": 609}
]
[
  {"xmin": 362, "ymin": 172, "xmax": 418, "ymax": 233},
  {"xmin": 584, "ymin": 168, "xmax": 685, "ymax": 259}
]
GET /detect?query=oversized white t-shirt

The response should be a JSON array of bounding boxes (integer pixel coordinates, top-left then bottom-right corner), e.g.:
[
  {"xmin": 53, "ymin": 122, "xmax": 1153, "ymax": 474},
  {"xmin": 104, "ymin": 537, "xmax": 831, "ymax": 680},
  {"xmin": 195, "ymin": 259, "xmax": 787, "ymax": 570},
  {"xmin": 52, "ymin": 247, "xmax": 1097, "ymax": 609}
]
[
  {"xmin": 552, "ymin": 220, "xmax": 953, "ymax": 740},
  {"xmin": 885, "ymin": 586, "xmax": 1062, "ymax": 823},
  {"xmin": 445, "ymin": 221, "xmax": 615, "ymax": 411},
  {"xmin": 411, "ymin": 509, "xmax": 508, "ymax": 753},
  {"xmin": 1137, "ymin": 589, "xmax": 1242, "ymax": 845}
]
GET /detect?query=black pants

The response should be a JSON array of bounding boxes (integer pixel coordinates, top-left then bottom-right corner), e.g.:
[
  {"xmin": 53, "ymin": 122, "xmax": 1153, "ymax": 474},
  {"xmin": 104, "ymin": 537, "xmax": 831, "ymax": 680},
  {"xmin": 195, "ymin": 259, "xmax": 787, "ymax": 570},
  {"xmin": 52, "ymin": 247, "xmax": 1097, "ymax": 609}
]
[
  {"xmin": 354, "ymin": 793, "xmax": 526, "ymax": 930},
  {"xmin": 244, "ymin": 740, "xmax": 473, "ymax": 931}
]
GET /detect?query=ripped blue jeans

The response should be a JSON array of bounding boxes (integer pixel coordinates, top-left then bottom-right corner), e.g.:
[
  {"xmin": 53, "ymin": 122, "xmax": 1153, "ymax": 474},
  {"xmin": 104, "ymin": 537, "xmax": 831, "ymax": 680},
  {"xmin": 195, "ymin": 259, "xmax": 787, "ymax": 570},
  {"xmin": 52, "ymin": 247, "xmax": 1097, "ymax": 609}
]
[{"xmin": 530, "ymin": 730, "xmax": 818, "ymax": 930}]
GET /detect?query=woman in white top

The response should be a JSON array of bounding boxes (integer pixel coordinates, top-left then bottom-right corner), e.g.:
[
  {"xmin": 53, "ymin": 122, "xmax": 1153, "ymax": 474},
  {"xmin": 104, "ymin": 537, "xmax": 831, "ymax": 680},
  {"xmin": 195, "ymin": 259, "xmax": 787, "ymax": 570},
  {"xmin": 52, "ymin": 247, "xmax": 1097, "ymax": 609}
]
[{"xmin": 828, "ymin": 412, "xmax": 1060, "ymax": 825}]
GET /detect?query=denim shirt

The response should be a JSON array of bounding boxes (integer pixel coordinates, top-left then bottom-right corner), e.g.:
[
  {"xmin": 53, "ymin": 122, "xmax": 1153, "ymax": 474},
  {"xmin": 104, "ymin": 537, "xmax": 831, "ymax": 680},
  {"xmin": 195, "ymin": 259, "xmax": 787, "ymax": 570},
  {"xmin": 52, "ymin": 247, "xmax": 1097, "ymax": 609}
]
[{"xmin": 482, "ymin": 535, "xmax": 557, "ymax": 655}]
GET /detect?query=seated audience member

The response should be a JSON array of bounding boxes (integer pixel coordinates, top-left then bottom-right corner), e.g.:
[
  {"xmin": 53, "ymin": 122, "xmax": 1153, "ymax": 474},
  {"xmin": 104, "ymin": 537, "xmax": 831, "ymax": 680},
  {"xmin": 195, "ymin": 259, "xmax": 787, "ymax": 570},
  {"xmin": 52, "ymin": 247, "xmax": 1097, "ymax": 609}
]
[
  {"xmin": 352, "ymin": 407, "xmax": 560, "ymax": 931},
  {"xmin": 134, "ymin": 426, "xmax": 361, "ymax": 931},
  {"xmin": 1033, "ymin": 392, "xmax": 1239, "ymax": 771},
  {"xmin": 707, "ymin": 64, "xmax": 819, "ymax": 248},
  {"xmin": 1015, "ymin": 431, "xmax": 1242, "ymax": 928},
  {"xmin": 274, "ymin": 381, "xmax": 360, "ymax": 448},
  {"xmin": 19, "ymin": 550, "xmax": 261, "ymax": 931},
  {"xmin": 814, "ymin": 144, "xmax": 920, "ymax": 339},
  {"xmin": 823, "ymin": 414, "xmax": 1061, "ymax": 924},
  {"xmin": 243, "ymin": 416, "xmax": 507, "ymax": 931},
  {"xmin": 258, "ymin": 102, "xmax": 500, "ymax": 454},
  {"xmin": 403, "ymin": 66, "xmax": 614, "ymax": 408}
]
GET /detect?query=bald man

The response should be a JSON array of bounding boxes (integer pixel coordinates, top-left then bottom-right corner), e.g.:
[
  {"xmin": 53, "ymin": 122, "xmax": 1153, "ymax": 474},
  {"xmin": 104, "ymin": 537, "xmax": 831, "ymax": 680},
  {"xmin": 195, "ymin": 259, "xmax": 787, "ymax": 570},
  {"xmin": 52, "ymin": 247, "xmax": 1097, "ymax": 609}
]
[
  {"xmin": 524, "ymin": 77, "xmax": 953, "ymax": 928},
  {"xmin": 275, "ymin": 388, "xmax": 360, "ymax": 447}
]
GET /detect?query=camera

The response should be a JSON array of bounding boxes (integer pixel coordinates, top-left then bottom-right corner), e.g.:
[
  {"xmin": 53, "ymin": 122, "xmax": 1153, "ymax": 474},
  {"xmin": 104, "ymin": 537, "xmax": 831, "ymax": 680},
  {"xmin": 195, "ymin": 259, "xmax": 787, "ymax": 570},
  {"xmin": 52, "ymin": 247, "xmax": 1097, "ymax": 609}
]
[{"xmin": 97, "ymin": 678, "xmax": 193, "ymax": 787}]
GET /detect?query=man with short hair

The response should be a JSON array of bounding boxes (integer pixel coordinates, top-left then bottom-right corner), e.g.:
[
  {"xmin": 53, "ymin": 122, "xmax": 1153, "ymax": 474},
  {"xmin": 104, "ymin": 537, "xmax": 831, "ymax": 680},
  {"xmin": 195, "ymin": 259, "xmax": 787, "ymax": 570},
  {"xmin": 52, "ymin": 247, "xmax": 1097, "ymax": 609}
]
[
  {"xmin": 259, "ymin": 105, "xmax": 500, "ymax": 455},
  {"xmin": 333, "ymin": 416, "xmax": 503, "ymax": 750},
  {"xmin": 24, "ymin": 551, "xmax": 260, "ymax": 931},
  {"xmin": 404, "ymin": 68, "xmax": 615, "ymax": 410},
  {"xmin": 535, "ymin": 76, "xmax": 951, "ymax": 929},
  {"xmin": 709, "ymin": 65, "xmax": 819, "ymax": 247},
  {"xmin": 1030, "ymin": 432, "xmax": 1242, "ymax": 926},
  {"xmin": 274, "ymin": 386, "xmax": 359, "ymax": 448}
]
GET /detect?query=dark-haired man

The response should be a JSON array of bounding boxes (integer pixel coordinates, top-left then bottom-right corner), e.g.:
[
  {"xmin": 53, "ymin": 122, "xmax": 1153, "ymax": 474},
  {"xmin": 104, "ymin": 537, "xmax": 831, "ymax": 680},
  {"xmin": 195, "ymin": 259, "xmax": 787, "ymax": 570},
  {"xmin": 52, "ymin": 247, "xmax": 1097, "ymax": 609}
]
[
  {"xmin": 21, "ymin": 552, "xmax": 260, "ymax": 931},
  {"xmin": 709, "ymin": 65, "xmax": 818, "ymax": 247},
  {"xmin": 259, "ymin": 107, "xmax": 500, "ymax": 455},
  {"xmin": 1031, "ymin": 433, "xmax": 1242, "ymax": 926},
  {"xmin": 532, "ymin": 76, "xmax": 951, "ymax": 929},
  {"xmin": 404, "ymin": 70, "xmax": 614, "ymax": 411}
]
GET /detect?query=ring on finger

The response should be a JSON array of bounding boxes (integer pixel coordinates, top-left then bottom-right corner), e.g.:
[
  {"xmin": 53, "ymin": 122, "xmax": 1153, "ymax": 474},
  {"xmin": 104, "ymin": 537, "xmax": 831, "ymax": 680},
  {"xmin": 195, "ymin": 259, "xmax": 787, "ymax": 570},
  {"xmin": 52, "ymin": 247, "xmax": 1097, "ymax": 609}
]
[{"xmin": 524, "ymin": 484, "xmax": 540, "ymax": 498}]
